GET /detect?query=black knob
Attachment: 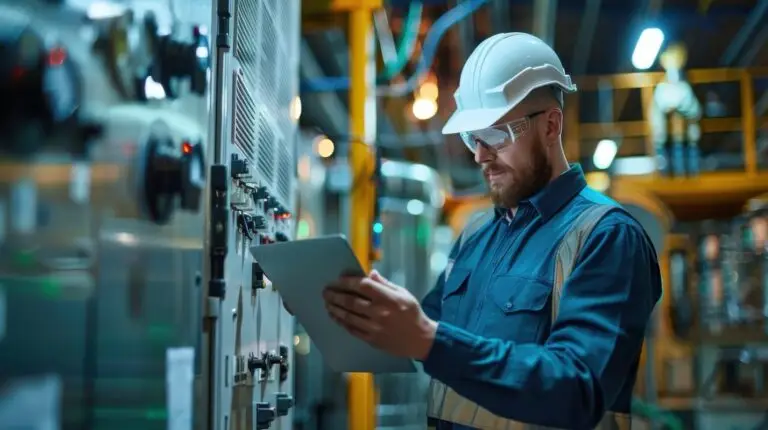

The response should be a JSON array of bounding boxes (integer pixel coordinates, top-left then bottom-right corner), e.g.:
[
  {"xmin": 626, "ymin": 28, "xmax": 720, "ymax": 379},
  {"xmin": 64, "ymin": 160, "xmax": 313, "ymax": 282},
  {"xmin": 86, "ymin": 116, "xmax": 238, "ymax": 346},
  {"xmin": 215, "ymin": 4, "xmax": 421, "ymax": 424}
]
[
  {"xmin": 144, "ymin": 135, "xmax": 205, "ymax": 224},
  {"xmin": 0, "ymin": 14, "xmax": 97, "ymax": 156},
  {"xmin": 143, "ymin": 13, "xmax": 210, "ymax": 98},
  {"xmin": 275, "ymin": 393, "xmax": 294, "ymax": 417},
  {"xmin": 265, "ymin": 352, "xmax": 283, "ymax": 367},
  {"xmin": 278, "ymin": 345, "xmax": 290, "ymax": 383},
  {"xmin": 252, "ymin": 186, "xmax": 269, "ymax": 201},
  {"xmin": 255, "ymin": 402, "xmax": 276, "ymax": 430},
  {"xmin": 231, "ymin": 153, "xmax": 249, "ymax": 178},
  {"xmin": 247, "ymin": 352, "xmax": 267, "ymax": 374},
  {"xmin": 265, "ymin": 196, "xmax": 280, "ymax": 211}
]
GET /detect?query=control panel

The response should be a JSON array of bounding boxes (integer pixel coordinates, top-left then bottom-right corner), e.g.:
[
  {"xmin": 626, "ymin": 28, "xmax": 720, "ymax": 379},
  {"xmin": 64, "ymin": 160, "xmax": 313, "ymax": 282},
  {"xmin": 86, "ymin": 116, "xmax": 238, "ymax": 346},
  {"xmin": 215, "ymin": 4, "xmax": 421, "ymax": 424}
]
[
  {"xmin": 207, "ymin": 0, "xmax": 300, "ymax": 427},
  {"xmin": 230, "ymin": 153, "xmax": 293, "ymax": 245}
]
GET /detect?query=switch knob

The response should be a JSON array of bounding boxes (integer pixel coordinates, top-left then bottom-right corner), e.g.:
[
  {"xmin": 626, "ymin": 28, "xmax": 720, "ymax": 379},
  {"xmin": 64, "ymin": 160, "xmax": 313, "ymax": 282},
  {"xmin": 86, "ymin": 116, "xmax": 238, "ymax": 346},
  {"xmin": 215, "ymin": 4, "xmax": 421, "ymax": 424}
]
[
  {"xmin": 275, "ymin": 392, "xmax": 294, "ymax": 417},
  {"xmin": 278, "ymin": 345, "xmax": 290, "ymax": 383},
  {"xmin": 254, "ymin": 402, "xmax": 276, "ymax": 430},
  {"xmin": 143, "ymin": 13, "xmax": 210, "ymax": 98},
  {"xmin": 143, "ymin": 135, "xmax": 205, "ymax": 224},
  {"xmin": 265, "ymin": 196, "xmax": 280, "ymax": 211},
  {"xmin": 230, "ymin": 153, "xmax": 249, "ymax": 178},
  {"xmin": 252, "ymin": 186, "xmax": 269, "ymax": 201},
  {"xmin": 247, "ymin": 352, "xmax": 267, "ymax": 374},
  {"xmin": 0, "ymin": 13, "xmax": 99, "ymax": 156}
]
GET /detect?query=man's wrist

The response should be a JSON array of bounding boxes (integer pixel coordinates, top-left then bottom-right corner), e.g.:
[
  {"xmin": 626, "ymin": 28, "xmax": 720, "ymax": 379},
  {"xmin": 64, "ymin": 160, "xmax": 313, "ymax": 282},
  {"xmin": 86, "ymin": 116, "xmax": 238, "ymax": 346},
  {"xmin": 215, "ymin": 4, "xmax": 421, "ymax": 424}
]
[{"xmin": 414, "ymin": 316, "xmax": 438, "ymax": 361}]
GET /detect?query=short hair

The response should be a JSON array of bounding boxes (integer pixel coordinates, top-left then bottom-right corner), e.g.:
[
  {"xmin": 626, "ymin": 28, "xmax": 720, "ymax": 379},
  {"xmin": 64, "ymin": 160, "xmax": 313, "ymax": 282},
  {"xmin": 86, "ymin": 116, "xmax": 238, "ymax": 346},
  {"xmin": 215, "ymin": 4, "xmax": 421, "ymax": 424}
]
[{"xmin": 527, "ymin": 85, "xmax": 564, "ymax": 108}]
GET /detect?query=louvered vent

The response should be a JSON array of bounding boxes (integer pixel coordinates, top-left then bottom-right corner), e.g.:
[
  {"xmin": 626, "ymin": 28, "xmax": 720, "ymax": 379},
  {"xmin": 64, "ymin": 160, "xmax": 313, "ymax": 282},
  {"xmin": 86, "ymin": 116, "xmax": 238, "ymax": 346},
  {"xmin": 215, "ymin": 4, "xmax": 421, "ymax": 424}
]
[
  {"xmin": 256, "ymin": 111, "xmax": 275, "ymax": 183},
  {"xmin": 233, "ymin": 0, "xmax": 258, "ymax": 85},
  {"xmin": 231, "ymin": 0, "xmax": 300, "ymax": 211},
  {"xmin": 232, "ymin": 70, "xmax": 258, "ymax": 161},
  {"xmin": 277, "ymin": 145, "xmax": 292, "ymax": 202}
]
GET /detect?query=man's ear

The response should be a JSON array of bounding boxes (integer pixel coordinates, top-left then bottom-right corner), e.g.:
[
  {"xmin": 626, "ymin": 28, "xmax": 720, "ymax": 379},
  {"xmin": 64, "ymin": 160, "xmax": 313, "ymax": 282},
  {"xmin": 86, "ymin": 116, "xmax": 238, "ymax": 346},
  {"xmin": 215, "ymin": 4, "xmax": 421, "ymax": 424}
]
[{"xmin": 545, "ymin": 109, "xmax": 563, "ymax": 144}]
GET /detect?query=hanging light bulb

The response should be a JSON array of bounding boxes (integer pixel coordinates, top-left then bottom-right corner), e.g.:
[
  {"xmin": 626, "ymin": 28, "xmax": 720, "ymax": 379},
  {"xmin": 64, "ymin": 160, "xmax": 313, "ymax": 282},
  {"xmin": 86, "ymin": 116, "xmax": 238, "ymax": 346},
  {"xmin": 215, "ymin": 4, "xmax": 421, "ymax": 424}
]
[{"xmin": 412, "ymin": 97, "xmax": 437, "ymax": 120}]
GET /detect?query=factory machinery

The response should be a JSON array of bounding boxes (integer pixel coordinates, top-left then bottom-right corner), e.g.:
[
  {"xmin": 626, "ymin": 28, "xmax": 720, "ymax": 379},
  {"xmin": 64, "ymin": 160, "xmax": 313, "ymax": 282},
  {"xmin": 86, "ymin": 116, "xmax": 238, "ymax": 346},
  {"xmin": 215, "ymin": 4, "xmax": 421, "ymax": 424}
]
[{"xmin": 0, "ymin": 0, "xmax": 301, "ymax": 429}]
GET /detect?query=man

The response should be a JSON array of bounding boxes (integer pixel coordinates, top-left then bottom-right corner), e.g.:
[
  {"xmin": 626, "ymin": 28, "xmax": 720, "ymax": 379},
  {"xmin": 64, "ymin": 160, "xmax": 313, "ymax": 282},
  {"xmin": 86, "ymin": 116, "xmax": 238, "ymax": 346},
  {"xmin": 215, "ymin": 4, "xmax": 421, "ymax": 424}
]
[{"xmin": 322, "ymin": 32, "xmax": 662, "ymax": 430}]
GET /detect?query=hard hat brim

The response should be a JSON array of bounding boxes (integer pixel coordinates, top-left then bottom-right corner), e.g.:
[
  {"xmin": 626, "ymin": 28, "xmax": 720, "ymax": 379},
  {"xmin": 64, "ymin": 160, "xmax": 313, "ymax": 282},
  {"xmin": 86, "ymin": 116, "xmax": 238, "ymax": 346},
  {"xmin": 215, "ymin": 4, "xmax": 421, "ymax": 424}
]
[{"xmin": 441, "ymin": 106, "xmax": 510, "ymax": 135}]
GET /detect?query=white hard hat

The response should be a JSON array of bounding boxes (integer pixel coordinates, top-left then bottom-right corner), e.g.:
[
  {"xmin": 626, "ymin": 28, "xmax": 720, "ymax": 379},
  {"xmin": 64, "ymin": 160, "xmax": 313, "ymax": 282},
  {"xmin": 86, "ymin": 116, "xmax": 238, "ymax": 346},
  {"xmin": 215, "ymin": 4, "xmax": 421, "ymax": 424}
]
[{"xmin": 442, "ymin": 32, "xmax": 577, "ymax": 135}]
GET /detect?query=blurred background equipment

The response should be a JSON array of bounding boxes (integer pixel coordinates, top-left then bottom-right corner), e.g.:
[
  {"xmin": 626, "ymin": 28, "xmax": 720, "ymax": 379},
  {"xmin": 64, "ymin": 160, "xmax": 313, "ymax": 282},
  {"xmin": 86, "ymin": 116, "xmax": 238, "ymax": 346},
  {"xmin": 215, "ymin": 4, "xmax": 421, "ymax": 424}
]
[{"xmin": 0, "ymin": 0, "xmax": 299, "ymax": 429}]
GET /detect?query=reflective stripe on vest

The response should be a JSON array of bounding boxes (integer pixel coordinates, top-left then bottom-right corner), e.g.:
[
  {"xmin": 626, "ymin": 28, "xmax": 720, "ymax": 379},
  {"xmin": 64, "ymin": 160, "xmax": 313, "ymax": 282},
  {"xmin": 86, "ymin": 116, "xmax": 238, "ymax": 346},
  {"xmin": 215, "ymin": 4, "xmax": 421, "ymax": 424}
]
[{"xmin": 427, "ymin": 204, "xmax": 627, "ymax": 430}]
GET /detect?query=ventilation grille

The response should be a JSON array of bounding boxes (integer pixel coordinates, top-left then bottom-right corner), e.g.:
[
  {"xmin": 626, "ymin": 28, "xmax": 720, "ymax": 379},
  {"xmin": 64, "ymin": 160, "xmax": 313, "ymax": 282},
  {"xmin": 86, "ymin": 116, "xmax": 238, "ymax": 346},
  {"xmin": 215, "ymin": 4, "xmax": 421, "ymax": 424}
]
[
  {"xmin": 231, "ymin": 0, "xmax": 300, "ymax": 211},
  {"xmin": 232, "ymin": 70, "xmax": 258, "ymax": 161},
  {"xmin": 256, "ymin": 111, "xmax": 275, "ymax": 183},
  {"xmin": 277, "ymin": 145, "xmax": 292, "ymax": 202}
]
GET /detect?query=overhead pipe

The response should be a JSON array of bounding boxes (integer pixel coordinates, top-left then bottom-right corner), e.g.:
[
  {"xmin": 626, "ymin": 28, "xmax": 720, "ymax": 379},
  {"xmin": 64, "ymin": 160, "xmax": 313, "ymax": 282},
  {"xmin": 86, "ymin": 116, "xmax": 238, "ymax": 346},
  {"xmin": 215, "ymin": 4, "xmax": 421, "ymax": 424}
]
[
  {"xmin": 374, "ymin": 2, "xmax": 424, "ymax": 83},
  {"xmin": 300, "ymin": 0, "xmax": 492, "ymax": 94},
  {"xmin": 737, "ymin": 20, "xmax": 768, "ymax": 67},
  {"xmin": 719, "ymin": 0, "xmax": 768, "ymax": 66}
]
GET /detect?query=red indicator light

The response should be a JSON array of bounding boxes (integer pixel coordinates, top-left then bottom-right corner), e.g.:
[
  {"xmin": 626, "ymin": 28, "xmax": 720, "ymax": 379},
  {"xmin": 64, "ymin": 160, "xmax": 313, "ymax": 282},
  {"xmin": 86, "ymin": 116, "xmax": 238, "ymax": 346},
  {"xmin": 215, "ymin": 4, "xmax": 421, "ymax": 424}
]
[
  {"xmin": 48, "ymin": 47, "xmax": 66, "ymax": 67},
  {"xmin": 182, "ymin": 141, "xmax": 193, "ymax": 154}
]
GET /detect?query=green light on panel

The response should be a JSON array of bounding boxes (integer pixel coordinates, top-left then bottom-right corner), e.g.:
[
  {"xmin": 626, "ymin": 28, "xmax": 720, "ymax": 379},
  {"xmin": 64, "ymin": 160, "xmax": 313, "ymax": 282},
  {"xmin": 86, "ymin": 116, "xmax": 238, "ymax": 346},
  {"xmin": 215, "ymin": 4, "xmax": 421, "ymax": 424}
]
[{"xmin": 372, "ymin": 222, "xmax": 383, "ymax": 234}]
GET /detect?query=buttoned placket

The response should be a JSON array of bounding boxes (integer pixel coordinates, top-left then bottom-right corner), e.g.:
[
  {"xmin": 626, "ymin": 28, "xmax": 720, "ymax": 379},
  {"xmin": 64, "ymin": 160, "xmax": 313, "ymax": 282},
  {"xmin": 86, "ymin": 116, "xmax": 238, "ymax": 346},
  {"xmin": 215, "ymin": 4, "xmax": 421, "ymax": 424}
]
[{"xmin": 469, "ymin": 205, "xmax": 530, "ymax": 329}]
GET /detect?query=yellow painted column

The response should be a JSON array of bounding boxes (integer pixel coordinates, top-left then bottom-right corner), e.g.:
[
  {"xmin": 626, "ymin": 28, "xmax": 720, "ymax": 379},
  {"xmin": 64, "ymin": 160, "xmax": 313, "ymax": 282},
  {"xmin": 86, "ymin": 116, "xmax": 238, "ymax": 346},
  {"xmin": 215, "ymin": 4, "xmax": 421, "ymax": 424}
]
[
  {"xmin": 741, "ymin": 70, "xmax": 757, "ymax": 175},
  {"xmin": 347, "ymin": 5, "xmax": 377, "ymax": 430}
]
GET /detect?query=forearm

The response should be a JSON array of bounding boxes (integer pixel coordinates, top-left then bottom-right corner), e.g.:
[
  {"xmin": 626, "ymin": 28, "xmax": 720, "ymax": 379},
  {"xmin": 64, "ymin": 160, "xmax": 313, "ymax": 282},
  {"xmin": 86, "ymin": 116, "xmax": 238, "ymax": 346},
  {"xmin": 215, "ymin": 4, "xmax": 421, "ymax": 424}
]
[{"xmin": 422, "ymin": 322, "xmax": 602, "ymax": 429}]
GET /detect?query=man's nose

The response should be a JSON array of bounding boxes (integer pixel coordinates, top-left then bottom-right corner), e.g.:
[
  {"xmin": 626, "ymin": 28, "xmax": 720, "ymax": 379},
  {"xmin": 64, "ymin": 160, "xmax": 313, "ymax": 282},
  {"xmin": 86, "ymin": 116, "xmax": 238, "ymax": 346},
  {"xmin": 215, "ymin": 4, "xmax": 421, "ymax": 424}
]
[{"xmin": 474, "ymin": 143, "xmax": 494, "ymax": 165}]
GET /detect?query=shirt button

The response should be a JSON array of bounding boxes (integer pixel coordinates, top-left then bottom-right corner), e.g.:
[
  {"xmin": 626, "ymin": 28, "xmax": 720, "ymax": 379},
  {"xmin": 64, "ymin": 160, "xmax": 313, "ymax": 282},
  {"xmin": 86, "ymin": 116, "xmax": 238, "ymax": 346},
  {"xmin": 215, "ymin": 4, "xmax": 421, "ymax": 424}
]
[{"xmin": 504, "ymin": 303, "xmax": 513, "ymax": 311}]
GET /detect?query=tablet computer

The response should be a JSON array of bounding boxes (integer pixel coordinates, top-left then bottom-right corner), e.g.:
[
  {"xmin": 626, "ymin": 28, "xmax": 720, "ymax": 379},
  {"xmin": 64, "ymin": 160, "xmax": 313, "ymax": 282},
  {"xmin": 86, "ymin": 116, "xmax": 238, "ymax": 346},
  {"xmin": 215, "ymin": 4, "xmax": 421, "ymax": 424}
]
[{"xmin": 250, "ymin": 234, "xmax": 416, "ymax": 373}]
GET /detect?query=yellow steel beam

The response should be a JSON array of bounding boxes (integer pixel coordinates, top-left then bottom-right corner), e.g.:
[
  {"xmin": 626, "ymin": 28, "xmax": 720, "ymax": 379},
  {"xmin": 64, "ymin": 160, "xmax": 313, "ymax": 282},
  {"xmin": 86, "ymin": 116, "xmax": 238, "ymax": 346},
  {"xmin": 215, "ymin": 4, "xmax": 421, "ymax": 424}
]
[
  {"xmin": 347, "ymin": 5, "xmax": 377, "ymax": 430},
  {"xmin": 741, "ymin": 70, "xmax": 757, "ymax": 175},
  {"xmin": 303, "ymin": 0, "xmax": 382, "ymax": 14},
  {"xmin": 577, "ymin": 68, "xmax": 744, "ymax": 90}
]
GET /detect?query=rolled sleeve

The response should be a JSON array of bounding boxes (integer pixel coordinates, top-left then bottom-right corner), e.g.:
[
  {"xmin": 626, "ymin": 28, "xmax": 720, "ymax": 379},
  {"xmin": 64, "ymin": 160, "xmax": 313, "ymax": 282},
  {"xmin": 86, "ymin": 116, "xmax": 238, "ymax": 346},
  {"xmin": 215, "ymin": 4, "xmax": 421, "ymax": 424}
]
[{"xmin": 421, "ymin": 221, "xmax": 662, "ymax": 429}]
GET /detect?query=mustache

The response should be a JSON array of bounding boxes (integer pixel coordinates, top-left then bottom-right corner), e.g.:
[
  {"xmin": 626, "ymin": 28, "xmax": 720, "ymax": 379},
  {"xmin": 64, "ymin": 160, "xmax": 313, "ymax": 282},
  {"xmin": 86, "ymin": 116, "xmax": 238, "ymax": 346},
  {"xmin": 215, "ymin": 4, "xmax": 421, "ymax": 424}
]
[{"xmin": 482, "ymin": 164, "xmax": 507, "ymax": 175}]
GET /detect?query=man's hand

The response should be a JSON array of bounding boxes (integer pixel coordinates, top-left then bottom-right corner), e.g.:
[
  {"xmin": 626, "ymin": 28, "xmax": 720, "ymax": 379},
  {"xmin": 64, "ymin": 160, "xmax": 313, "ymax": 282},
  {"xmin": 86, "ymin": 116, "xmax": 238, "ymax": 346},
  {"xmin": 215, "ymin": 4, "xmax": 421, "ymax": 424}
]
[{"xmin": 323, "ymin": 270, "xmax": 437, "ymax": 360}]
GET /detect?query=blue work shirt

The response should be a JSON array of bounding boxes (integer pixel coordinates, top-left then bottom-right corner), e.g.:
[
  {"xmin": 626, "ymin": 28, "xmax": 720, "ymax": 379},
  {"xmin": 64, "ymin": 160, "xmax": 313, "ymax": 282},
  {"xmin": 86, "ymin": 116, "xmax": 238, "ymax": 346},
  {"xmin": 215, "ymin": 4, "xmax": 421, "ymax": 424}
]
[{"xmin": 420, "ymin": 165, "xmax": 662, "ymax": 430}]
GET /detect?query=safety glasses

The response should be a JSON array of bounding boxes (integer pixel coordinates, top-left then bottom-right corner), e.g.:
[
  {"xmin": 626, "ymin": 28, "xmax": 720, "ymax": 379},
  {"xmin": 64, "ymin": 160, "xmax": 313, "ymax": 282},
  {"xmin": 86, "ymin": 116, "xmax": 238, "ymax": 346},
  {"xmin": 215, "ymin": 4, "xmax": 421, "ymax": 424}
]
[{"xmin": 459, "ymin": 110, "xmax": 546, "ymax": 153}]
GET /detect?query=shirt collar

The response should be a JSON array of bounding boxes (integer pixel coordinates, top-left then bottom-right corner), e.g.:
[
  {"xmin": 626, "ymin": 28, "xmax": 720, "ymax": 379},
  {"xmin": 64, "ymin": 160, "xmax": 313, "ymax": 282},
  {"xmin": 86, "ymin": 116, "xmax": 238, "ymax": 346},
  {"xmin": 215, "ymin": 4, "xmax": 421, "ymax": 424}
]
[{"xmin": 494, "ymin": 164, "xmax": 587, "ymax": 222}]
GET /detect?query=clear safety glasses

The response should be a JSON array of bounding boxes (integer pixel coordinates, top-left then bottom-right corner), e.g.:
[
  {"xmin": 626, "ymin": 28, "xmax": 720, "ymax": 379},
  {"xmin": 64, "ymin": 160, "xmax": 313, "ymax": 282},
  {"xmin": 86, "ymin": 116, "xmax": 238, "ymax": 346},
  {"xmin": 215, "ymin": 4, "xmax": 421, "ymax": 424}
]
[{"xmin": 459, "ymin": 110, "xmax": 546, "ymax": 153}]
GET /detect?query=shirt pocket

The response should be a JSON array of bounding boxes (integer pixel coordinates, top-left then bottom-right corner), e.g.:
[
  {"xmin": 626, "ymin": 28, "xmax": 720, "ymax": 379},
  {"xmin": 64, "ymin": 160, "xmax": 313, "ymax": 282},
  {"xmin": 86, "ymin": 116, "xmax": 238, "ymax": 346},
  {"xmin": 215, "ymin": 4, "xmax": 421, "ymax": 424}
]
[
  {"xmin": 441, "ymin": 268, "xmax": 470, "ymax": 324},
  {"xmin": 483, "ymin": 274, "xmax": 553, "ymax": 343}
]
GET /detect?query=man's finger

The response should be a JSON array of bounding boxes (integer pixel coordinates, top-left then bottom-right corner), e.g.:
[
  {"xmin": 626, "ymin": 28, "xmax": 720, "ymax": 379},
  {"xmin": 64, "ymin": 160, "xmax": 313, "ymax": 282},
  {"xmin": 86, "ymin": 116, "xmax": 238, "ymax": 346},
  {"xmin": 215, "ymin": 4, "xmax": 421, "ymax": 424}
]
[
  {"xmin": 324, "ymin": 290, "xmax": 373, "ymax": 316},
  {"xmin": 326, "ymin": 303, "xmax": 381, "ymax": 334},
  {"xmin": 328, "ymin": 276, "xmax": 365, "ymax": 292},
  {"xmin": 356, "ymin": 278, "xmax": 400, "ymax": 302}
]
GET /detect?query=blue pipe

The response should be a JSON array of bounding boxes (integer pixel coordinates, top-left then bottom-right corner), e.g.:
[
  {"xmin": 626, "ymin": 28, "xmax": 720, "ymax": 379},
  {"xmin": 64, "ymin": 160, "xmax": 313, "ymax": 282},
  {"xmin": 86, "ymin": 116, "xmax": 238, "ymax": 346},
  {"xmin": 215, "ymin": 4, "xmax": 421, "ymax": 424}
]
[{"xmin": 300, "ymin": 0, "xmax": 492, "ymax": 95}]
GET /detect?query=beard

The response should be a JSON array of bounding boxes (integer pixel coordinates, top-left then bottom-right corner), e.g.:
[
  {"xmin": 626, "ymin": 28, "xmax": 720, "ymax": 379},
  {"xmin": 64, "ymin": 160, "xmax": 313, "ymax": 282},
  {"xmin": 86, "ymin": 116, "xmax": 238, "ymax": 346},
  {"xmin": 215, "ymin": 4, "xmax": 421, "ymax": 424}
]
[{"xmin": 488, "ymin": 137, "xmax": 552, "ymax": 208}]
